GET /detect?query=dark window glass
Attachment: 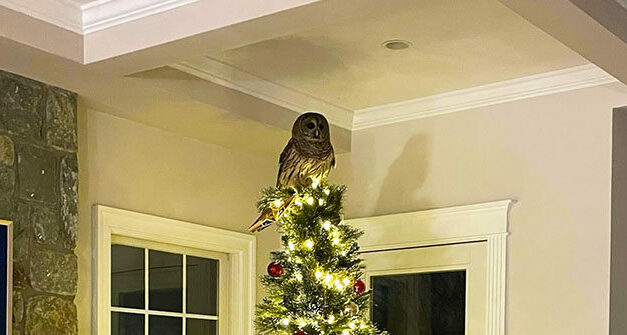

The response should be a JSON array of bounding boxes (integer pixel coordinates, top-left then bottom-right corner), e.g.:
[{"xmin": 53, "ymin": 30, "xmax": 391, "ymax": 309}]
[
  {"xmin": 187, "ymin": 256, "xmax": 219, "ymax": 315},
  {"xmin": 149, "ymin": 315, "xmax": 182, "ymax": 335},
  {"xmin": 149, "ymin": 250, "xmax": 182, "ymax": 312},
  {"xmin": 111, "ymin": 312, "xmax": 144, "ymax": 335},
  {"xmin": 111, "ymin": 245, "xmax": 145, "ymax": 309},
  {"xmin": 372, "ymin": 271, "xmax": 466, "ymax": 335},
  {"xmin": 186, "ymin": 319, "xmax": 217, "ymax": 335}
]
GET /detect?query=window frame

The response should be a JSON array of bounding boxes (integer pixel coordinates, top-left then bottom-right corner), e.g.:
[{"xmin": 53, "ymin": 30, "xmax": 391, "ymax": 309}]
[{"xmin": 93, "ymin": 205, "xmax": 256, "ymax": 335}]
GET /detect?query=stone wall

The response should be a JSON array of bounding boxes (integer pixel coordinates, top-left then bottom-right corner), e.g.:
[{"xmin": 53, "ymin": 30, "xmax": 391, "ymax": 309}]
[{"xmin": 0, "ymin": 70, "xmax": 78, "ymax": 335}]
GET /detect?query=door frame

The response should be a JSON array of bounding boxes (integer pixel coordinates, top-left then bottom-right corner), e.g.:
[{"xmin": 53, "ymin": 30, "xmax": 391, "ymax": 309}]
[{"xmin": 345, "ymin": 200, "xmax": 512, "ymax": 335}]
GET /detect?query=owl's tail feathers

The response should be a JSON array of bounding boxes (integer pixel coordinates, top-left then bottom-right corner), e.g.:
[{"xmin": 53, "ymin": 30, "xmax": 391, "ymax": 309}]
[
  {"xmin": 248, "ymin": 194, "xmax": 296, "ymax": 233},
  {"xmin": 249, "ymin": 208, "xmax": 274, "ymax": 233}
]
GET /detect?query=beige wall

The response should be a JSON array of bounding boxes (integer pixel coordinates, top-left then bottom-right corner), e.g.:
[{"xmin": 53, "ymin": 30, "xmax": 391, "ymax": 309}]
[
  {"xmin": 76, "ymin": 109, "xmax": 279, "ymax": 334},
  {"xmin": 78, "ymin": 82, "xmax": 627, "ymax": 334},
  {"xmin": 328, "ymin": 82, "xmax": 627, "ymax": 334}
]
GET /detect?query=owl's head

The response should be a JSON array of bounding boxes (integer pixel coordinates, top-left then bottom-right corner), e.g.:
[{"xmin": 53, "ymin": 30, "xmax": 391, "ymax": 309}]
[{"xmin": 292, "ymin": 112, "xmax": 331, "ymax": 143}]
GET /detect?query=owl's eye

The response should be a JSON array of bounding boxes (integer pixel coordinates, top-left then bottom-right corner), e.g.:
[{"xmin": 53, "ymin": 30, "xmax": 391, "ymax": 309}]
[{"xmin": 306, "ymin": 122, "xmax": 315, "ymax": 129}]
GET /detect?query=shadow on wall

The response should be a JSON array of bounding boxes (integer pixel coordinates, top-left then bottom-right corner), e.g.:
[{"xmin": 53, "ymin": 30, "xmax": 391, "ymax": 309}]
[{"xmin": 375, "ymin": 133, "xmax": 432, "ymax": 215}]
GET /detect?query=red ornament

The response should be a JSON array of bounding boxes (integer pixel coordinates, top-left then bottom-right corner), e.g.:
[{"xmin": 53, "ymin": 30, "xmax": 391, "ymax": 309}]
[
  {"xmin": 294, "ymin": 331, "xmax": 306, "ymax": 335},
  {"xmin": 267, "ymin": 262, "xmax": 284, "ymax": 277},
  {"xmin": 353, "ymin": 279, "xmax": 366, "ymax": 294}
]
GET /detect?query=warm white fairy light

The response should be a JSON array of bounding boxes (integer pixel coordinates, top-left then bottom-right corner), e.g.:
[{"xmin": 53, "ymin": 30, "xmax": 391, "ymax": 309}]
[
  {"xmin": 334, "ymin": 279, "xmax": 344, "ymax": 290},
  {"xmin": 322, "ymin": 220, "xmax": 332, "ymax": 230},
  {"xmin": 295, "ymin": 198, "xmax": 303, "ymax": 206},
  {"xmin": 273, "ymin": 199, "xmax": 283, "ymax": 207},
  {"xmin": 315, "ymin": 269, "xmax": 323, "ymax": 279},
  {"xmin": 288, "ymin": 241, "xmax": 296, "ymax": 251},
  {"xmin": 327, "ymin": 315, "xmax": 336, "ymax": 324},
  {"xmin": 306, "ymin": 196, "xmax": 315, "ymax": 205},
  {"xmin": 281, "ymin": 318, "xmax": 290, "ymax": 327},
  {"xmin": 312, "ymin": 178, "xmax": 320, "ymax": 189},
  {"xmin": 304, "ymin": 239, "xmax": 314, "ymax": 249},
  {"xmin": 294, "ymin": 273, "xmax": 303, "ymax": 281},
  {"xmin": 324, "ymin": 274, "xmax": 333, "ymax": 285},
  {"xmin": 324, "ymin": 188, "xmax": 330, "ymax": 195},
  {"xmin": 332, "ymin": 237, "xmax": 341, "ymax": 245},
  {"xmin": 342, "ymin": 330, "xmax": 350, "ymax": 335},
  {"xmin": 318, "ymin": 198, "xmax": 325, "ymax": 206},
  {"xmin": 342, "ymin": 278, "xmax": 351, "ymax": 286},
  {"xmin": 348, "ymin": 322, "xmax": 356, "ymax": 329}
]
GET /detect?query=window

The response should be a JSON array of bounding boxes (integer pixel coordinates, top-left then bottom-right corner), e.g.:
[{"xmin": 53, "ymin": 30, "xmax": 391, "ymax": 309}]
[{"xmin": 94, "ymin": 206, "xmax": 256, "ymax": 335}]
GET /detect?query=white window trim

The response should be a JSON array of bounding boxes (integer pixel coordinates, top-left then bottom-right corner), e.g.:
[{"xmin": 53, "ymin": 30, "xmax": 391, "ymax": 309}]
[
  {"xmin": 345, "ymin": 200, "xmax": 512, "ymax": 335},
  {"xmin": 92, "ymin": 205, "xmax": 256, "ymax": 335}
]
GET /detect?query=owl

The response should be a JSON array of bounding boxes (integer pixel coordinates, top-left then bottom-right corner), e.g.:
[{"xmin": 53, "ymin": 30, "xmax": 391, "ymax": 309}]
[{"xmin": 249, "ymin": 112, "xmax": 335, "ymax": 232}]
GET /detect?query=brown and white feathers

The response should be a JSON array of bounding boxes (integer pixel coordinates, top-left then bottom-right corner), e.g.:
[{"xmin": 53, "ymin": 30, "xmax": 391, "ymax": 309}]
[{"xmin": 249, "ymin": 112, "xmax": 335, "ymax": 232}]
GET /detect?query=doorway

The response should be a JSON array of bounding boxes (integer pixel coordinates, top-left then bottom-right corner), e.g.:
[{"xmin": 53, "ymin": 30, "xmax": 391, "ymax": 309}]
[{"xmin": 346, "ymin": 200, "xmax": 511, "ymax": 335}]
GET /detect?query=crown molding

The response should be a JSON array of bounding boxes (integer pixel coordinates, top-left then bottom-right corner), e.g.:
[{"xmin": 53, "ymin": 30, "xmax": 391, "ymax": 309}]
[
  {"xmin": 353, "ymin": 64, "xmax": 619, "ymax": 130},
  {"xmin": 172, "ymin": 58, "xmax": 355, "ymax": 130},
  {"xmin": 81, "ymin": 0, "xmax": 199, "ymax": 34},
  {"xmin": 0, "ymin": 0, "xmax": 199, "ymax": 34}
]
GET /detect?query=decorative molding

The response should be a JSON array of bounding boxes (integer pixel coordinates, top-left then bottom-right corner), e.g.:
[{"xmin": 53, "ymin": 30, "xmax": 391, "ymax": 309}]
[
  {"xmin": 0, "ymin": 0, "xmax": 199, "ymax": 34},
  {"xmin": 172, "ymin": 58, "xmax": 355, "ymax": 130},
  {"xmin": 347, "ymin": 200, "xmax": 512, "ymax": 335},
  {"xmin": 81, "ymin": 0, "xmax": 200, "ymax": 34},
  {"xmin": 353, "ymin": 64, "xmax": 618, "ymax": 130},
  {"xmin": 347, "ymin": 200, "xmax": 512, "ymax": 252},
  {"xmin": 487, "ymin": 234, "xmax": 507, "ymax": 335},
  {"xmin": 92, "ymin": 205, "xmax": 256, "ymax": 335}
]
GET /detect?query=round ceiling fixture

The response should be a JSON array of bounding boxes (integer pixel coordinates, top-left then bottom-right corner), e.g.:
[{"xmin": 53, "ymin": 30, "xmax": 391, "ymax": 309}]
[{"xmin": 383, "ymin": 39, "xmax": 412, "ymax": 50}]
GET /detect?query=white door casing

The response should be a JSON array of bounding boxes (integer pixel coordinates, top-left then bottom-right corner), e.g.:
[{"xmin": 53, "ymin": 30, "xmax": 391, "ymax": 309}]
[{"xmin": 345, "ymin": 200, "xmax": 512, "ymax": 335}]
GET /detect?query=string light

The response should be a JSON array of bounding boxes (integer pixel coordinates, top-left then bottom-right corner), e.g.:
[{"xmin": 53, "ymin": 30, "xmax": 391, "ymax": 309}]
[
  {"xmin": 288, "ymin": 241, "xmax": 296, "ymax": 251},
  {"xmin": 306, "ymin": 196, "xmax": 315, "ymax": 205},
  {"xmin": 322, "ymin": 220, "xmax": 332, "ymax": 230},
  {"xmin": 295, "ymin": 198, "xmax": 303, "ymax": 206},
  {"xmin": 324, "ymin": 188, "xmax": 330, "ymax": 195},
  {"xmin": 273, "ymin": 199, "xmax": 283, "ymax": 207},
  {"xmin": 318, "ymin": 198, "xmax": 325, "ymax": 206},
  {"xmin": 312, "ymin": 178, "xmax": 320, "ymax": 189},
  {"xmin": 281, "ymin": 318, "xmax": 290, "ymax": 327},
  {"xmin": 304, "ymin": 239, "xmax": 314, "ymax": 249}
]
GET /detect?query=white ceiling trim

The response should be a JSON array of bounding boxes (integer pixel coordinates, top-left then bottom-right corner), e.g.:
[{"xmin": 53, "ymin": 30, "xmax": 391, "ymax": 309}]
[
  {"xmin": 80, "ymin": 0, "xmax": 199, "ymax": 34},
  {"xmin": 352, "ymin": 64, "xmax": 618, "ymax": 130},
  {"xmin": 0, "ymin": 0, "xmax": 199, "ymax": 34},
  {"xmin": 172, "ymin": 58, "xmax": 355, "ymax": 130}
]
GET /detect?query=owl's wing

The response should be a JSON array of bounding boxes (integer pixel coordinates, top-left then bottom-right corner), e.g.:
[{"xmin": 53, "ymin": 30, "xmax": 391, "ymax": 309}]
[{"xmin": 277, "ymin": 138, "xmax": 297, "ymax": 188}]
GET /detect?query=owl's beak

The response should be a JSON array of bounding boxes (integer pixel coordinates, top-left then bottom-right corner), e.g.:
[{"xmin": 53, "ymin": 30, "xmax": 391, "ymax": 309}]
[{"xmin": 314, "ymin": 130, "xmax": 320, "ymax": 138}]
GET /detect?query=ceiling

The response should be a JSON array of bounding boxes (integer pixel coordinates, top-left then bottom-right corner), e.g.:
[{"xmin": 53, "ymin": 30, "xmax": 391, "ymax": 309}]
[{"xmin": 210, "ymin": 0, "xmax": 586, "ymax": 110}]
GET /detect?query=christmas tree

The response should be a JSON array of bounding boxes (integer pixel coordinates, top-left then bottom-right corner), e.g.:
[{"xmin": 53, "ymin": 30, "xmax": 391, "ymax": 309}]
[{"xmin": 254, "ymin": 180, "xmax": 381, "ymax": 335}]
